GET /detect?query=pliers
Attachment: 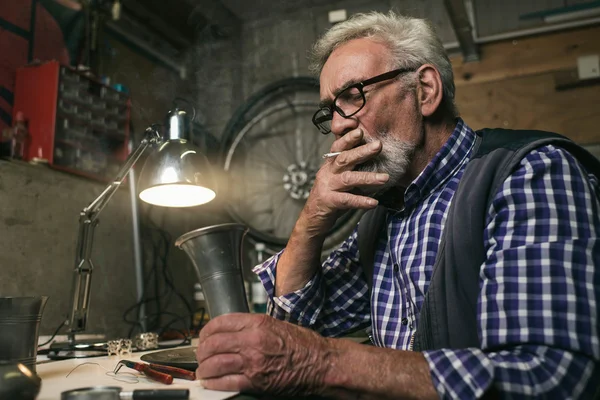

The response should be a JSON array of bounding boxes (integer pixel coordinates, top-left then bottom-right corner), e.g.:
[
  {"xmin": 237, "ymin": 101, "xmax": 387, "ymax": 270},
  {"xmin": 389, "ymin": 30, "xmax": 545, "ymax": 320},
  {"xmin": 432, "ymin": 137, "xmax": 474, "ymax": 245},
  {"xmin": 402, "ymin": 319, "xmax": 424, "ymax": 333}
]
[{"xmin": 114, "ymin": 360, "xmax": 196, "ymax": 384}]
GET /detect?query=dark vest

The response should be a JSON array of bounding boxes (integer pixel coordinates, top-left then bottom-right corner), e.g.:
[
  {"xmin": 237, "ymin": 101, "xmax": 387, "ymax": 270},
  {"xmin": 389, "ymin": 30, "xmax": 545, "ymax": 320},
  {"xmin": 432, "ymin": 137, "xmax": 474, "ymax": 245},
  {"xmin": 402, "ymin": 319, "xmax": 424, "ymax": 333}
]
[{"xmin": 358, "ymin": 128, "xmax": 600, "ymax": 351}]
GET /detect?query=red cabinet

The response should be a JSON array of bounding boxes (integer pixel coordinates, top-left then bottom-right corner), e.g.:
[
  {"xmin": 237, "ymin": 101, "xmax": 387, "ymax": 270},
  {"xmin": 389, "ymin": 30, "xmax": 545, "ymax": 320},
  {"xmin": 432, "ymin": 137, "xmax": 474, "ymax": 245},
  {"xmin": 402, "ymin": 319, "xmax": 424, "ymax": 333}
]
[{"xmin": 13, "ymin": 61, "xmax": 130, "ymax": 182}]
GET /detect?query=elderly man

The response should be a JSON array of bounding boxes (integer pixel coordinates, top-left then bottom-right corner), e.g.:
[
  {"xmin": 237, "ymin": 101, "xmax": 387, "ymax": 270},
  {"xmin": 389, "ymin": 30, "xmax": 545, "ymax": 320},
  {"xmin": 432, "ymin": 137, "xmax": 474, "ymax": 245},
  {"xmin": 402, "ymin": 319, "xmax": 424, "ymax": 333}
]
[{"xmin": 196, "ymin": 11, "xmax": 600, "ymax": 399}]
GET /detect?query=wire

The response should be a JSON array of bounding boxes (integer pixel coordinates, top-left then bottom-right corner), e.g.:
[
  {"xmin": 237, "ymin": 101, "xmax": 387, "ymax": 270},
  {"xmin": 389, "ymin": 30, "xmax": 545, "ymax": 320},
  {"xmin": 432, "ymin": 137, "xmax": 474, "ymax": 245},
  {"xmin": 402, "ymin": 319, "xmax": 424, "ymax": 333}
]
[
  {"xmin": 122, "ymin": 201, "xmax": 196, "ymax": 339},
  {"xmin": 122, "ymin": 204, "xmax": 163, "ymax": 335},
  {"xmin": 65, "ymin": 362, "xmax": 140, "ymax": 384},
  {"xmin": 38, "ymin": 320, "xmax": 67, "ymax": 348}
]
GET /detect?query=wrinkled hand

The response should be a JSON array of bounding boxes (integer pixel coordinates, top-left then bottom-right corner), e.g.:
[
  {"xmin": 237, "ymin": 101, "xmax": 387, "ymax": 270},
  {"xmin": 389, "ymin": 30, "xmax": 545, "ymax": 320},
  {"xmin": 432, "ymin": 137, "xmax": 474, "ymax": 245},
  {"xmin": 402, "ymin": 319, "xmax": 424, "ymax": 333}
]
[
  {"xmin": 304, "ymin": 128, "xmax": 389, "ymax": 234},
  {"xmin": 196, "ymin": 313, "xmax": 332, "ymax": 396}
]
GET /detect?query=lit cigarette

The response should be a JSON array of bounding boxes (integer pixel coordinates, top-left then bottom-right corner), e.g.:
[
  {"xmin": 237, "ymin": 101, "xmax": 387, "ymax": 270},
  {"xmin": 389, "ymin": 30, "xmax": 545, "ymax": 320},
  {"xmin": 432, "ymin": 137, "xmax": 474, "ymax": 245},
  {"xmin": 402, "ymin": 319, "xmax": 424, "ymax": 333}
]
[{"xmin": 322, "ymin": 152, "xmax": 342, "ymax": 159}]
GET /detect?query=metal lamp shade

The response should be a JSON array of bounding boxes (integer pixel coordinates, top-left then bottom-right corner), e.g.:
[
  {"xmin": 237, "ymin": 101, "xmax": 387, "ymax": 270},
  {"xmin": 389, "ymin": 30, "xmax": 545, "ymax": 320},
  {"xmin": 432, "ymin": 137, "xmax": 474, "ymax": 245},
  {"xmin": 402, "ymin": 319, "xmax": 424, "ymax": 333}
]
[{"xmin": 138, "ymin": 139, "xmax": 216, "ymax": 207}]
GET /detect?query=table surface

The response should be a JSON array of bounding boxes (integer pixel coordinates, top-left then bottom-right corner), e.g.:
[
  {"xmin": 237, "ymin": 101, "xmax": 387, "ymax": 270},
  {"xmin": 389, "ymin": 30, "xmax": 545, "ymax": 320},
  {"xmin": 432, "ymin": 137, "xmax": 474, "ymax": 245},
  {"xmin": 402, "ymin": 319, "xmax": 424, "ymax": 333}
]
[
  {"xmin": 36, "ymin": 344, "xmax": 239, "ymax": 400},
  {"xmin": 36, "ymin": 335, "xmax": 369, "ymax": 399}
]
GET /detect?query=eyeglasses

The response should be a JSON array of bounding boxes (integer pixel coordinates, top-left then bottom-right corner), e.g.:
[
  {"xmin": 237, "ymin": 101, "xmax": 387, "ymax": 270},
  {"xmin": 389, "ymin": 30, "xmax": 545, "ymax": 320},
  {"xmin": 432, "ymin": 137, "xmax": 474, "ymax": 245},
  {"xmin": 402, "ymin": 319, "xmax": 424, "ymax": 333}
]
[{"xmin": 312, "ymin": 68, "xmax": 416, "ymax": 135}]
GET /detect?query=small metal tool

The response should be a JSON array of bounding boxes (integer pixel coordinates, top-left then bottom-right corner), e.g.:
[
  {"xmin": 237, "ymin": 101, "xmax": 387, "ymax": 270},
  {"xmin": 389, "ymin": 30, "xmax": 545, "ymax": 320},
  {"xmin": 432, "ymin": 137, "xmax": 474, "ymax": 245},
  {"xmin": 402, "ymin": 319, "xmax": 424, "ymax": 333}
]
[{"xmin": 61, "ymin": 386, "xmax": 189, "ymax": 399}]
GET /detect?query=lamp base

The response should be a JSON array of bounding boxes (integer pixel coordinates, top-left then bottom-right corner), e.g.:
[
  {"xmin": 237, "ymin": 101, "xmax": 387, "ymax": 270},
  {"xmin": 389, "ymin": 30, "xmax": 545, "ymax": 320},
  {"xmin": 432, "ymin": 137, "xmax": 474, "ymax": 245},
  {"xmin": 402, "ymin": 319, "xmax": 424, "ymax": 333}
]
[{"xmin": 47, "ymin": 338, "xmax": 107, "ymax": 360}]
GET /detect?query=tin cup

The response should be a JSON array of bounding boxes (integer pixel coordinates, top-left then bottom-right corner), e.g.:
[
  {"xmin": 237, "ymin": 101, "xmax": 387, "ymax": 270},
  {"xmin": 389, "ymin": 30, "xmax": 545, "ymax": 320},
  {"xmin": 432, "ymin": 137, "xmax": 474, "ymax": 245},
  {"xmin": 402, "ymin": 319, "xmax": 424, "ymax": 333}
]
[{"xmin": 0, "ymin": 296, "xmax": 48, "ymax": 372}]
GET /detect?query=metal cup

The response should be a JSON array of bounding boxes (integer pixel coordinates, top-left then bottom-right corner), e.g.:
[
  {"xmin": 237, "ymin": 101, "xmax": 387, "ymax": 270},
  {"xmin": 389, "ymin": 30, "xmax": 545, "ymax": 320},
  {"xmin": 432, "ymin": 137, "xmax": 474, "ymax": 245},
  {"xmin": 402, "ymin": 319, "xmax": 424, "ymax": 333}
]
[
  {"xmin": 0, "ymin": 296, "xmax": 48, "ymax": 372},
  {"xmin": 175, "ymin": 223, "xmax": 249, "ymax": 318}
]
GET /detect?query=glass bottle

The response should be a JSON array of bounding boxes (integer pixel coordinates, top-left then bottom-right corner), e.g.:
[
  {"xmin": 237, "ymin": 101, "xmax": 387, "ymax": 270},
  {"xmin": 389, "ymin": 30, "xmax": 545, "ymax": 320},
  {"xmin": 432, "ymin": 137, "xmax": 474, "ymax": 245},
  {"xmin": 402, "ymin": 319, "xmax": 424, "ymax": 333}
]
[
  {"xmin": 251, "ymin": 242, "xmax": 268, "ymax": 313},
  {"xmin": 192, "ymin": 283, "xmax": 210, "ymax": 331},
  {"xmin": 11, "ymin": 111, "xmax": 29, "ymax": 160}
]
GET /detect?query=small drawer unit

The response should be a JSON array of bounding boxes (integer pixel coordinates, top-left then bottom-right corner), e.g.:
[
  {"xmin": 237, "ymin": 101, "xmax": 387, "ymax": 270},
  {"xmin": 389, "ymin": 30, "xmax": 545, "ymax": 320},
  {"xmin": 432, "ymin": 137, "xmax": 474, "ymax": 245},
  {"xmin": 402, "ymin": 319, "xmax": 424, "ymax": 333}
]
[{"xmin": 13, "ymin": 61, "xmax": 131, "ymax": 181}]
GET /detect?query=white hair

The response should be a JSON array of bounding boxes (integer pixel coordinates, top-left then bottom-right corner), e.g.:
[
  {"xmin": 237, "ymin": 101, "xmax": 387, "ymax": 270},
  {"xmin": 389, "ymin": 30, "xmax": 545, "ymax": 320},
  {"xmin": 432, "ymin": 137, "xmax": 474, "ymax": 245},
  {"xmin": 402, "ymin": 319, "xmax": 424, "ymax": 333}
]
[{"xmin": 309, "ymin": 11, "xmax": 458, "ymax": 117}]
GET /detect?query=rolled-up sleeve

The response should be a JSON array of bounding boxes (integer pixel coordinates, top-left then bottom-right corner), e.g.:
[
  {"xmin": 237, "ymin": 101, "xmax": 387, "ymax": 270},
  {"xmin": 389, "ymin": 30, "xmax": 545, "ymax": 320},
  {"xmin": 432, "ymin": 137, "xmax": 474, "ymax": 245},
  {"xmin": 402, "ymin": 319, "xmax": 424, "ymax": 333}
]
[
  {"xmin": 252, "ymin": 228, "xmax": 371, "ymax": 337},
  {"xmin": 252, "ymin": 251, "xmax": 325, "ymax": 326}
]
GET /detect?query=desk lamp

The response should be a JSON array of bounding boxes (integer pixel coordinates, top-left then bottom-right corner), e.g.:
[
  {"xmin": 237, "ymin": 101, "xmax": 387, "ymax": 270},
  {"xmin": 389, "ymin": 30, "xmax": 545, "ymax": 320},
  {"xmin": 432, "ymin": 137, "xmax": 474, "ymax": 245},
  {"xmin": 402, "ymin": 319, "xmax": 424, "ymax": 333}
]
[{"xmin": 48, "ymin": 107, "xmax": 216, "ymax": 358}]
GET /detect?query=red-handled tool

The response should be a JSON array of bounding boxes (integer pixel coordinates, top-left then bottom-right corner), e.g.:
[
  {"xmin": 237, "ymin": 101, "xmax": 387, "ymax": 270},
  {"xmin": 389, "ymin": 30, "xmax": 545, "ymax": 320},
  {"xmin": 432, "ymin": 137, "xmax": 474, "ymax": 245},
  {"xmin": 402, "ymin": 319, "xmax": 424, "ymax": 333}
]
[
  {"xmin": 114, "ymin": 360, "xmax": 196, "ymax": 384},
  {"xmin": 146, "ymin": 363, "xmax": 196, "ymax": 381}
]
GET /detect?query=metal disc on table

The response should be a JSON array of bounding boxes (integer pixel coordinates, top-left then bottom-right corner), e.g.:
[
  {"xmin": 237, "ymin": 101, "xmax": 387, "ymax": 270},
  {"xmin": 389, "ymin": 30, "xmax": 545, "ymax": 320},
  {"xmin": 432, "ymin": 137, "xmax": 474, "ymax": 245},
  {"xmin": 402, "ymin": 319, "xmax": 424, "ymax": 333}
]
[{"xmin": 140, "ymin": 346, "xmax": 197, "ymax": 371}]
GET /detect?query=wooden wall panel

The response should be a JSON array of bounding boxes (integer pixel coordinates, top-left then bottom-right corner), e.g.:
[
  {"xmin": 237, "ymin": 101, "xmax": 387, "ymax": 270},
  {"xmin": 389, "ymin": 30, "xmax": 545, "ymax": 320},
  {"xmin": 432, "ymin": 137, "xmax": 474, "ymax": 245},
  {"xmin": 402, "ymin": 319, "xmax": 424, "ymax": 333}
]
[
  {"xmin": 474, "ymin": 0, "xmax": 564, "ymax": 37},
  {"xmin": 456, "ymin": 73, "xmax": 600, "ymax": 144},
  {"xmin": 452, "ymin": 25, "xmax": 600, "ymax": 145},
  {"xmin": 452, "ymin": 25, "xmax": 600, "ymax": 86}
]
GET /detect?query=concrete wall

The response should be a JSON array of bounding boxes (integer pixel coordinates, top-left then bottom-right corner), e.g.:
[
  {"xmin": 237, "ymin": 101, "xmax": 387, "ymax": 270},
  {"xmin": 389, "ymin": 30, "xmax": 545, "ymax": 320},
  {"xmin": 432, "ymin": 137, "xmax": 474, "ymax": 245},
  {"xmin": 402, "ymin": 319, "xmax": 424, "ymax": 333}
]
[
  {"xmin": 0, "ymin": 31, "xmax": 228, "ymax": 339},
  {"xmin": 0, "ymin": 159, "xmax": 138, "ymax": 338}
]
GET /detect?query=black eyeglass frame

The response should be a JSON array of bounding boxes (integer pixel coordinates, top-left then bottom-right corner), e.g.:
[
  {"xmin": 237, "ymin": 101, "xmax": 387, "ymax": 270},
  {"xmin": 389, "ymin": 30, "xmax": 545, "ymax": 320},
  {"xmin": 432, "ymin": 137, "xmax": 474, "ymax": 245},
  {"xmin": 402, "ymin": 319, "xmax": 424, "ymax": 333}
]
[{"xmin": 312, "ymin": 67, "xmax": 416, "ymax": 134}]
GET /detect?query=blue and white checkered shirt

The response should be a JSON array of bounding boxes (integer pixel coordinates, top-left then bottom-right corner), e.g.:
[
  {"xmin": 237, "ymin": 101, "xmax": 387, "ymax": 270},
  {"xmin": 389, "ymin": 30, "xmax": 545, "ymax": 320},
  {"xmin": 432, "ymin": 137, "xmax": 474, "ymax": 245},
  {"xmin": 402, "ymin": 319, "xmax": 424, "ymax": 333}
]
[{"xmin": 253, "ymin": 119, "xmax": 600, "ymax": 398}]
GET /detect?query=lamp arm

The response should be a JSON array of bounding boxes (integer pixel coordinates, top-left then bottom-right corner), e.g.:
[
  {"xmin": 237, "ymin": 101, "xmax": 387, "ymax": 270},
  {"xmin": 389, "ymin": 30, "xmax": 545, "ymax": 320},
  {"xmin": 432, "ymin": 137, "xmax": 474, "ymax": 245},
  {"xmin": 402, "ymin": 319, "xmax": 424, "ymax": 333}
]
[
  {"xmin": 84, "ymin": 127, "xmax": 161, "ymax": 219},
  {"xmin": 66, "ymin": 127, "xmax": 161, "ymax": 337}
]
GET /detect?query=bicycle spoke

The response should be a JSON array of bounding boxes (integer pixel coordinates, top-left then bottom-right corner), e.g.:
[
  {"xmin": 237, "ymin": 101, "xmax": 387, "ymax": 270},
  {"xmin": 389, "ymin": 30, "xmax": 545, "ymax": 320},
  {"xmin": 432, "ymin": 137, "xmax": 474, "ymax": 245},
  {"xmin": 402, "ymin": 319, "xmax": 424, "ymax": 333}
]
[
  {"xmin": 233, "ymin": 151, "xmax": 288, "ymax": 172},
  {"xmin": 272, "ymin": 195, "xmax": 303, "ymax": 238},
  {"xmin": 221, "ymin": 78, "xmax": 358, "ymax": 248},
  {"xmin": 265, "ymin": 137, "xmax": 296, "ymax": 167}
]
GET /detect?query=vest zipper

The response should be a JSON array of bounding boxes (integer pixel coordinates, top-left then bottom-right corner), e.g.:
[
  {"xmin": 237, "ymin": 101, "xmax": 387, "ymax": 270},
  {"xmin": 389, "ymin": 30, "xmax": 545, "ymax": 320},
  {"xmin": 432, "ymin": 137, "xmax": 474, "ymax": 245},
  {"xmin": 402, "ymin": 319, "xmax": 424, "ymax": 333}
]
[{"xmin": 408, "ymin": 331, "xmax": 416, "ymax": 351}]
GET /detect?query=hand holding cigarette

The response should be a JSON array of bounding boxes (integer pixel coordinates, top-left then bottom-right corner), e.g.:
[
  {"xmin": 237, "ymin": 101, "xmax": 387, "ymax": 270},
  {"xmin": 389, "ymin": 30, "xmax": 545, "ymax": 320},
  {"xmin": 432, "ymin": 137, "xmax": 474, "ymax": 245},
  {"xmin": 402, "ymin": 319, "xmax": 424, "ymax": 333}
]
[{"xmin": 322, "ymin": 151, "xmax": 342, "ymax": 159}]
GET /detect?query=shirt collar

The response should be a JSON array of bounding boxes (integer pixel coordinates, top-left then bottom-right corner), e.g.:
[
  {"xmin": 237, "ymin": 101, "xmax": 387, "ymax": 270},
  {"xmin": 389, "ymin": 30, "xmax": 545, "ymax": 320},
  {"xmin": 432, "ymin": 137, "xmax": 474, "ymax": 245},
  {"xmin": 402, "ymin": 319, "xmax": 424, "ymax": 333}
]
[{"xmin": 402, "ymin": 118, "xmax": 476, "ymax": 210}]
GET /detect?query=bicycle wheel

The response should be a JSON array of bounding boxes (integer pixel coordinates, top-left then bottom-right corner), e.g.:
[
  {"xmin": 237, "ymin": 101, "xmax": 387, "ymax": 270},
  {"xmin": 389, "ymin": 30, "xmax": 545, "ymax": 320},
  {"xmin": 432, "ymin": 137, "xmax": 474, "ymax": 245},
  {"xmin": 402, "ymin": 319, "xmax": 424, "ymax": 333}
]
[{"xmin": 220, "ymin": 77, "xmax": 363, "ymax": 255}]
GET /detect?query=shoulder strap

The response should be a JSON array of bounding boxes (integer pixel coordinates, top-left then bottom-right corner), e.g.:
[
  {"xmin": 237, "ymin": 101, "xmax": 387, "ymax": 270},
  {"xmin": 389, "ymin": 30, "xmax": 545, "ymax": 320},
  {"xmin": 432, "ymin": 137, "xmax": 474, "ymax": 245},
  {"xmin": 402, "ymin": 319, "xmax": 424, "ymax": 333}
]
[
  {"xmin": 357, "ymin": 205, "xmax": 388, "ymax": 290},
  {"xmin": 475, "ymin": 128, "xmax": 600, "ymax": 206}
]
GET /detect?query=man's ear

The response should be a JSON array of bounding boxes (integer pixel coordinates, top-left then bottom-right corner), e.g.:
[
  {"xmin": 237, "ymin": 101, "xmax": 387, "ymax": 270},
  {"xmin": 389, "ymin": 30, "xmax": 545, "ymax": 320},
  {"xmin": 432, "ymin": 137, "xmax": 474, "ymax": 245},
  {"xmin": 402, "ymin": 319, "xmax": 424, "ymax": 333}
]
[{"xmin": 416, "ymin": 64, "xmax": 443, "ymax": 117}]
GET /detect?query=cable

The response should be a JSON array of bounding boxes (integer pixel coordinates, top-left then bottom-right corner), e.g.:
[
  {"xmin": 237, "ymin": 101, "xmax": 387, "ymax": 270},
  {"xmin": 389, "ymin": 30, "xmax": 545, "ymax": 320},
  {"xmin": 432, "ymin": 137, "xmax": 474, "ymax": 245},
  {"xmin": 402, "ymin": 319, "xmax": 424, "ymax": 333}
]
[
  {"xmin": 146, "ymin": 205, "xmax": 194, "ymax": 329},
  {"xmin": 122, "ymin": 202, "xmax": 195, "ymax": 339},
  {"xmin": 38, "ymin": 320, "xmax": 67, "ymax": 348},
  {"xmin": 156, "ymin": 311, "xmax": 194, "ymax": 347},
  {"xmin": 123, "ymin": 203, "xmax": 166, "ymax": 336}
]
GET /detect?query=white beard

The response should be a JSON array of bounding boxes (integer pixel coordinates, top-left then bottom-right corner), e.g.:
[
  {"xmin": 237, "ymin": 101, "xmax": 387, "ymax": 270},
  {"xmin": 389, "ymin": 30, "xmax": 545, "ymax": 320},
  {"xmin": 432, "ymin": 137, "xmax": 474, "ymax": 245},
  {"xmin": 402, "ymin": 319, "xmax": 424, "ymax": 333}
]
[{"xmin": 355, "ymin": 132, "xmax": 416, "ymax": 195}]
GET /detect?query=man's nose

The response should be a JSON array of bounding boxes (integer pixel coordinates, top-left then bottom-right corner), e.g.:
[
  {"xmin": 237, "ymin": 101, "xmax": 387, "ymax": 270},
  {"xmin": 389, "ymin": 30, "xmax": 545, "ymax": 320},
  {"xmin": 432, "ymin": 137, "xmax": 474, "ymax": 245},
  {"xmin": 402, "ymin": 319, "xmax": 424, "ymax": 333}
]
[{"xmin": 330, "ymin": 112, "xmax": 358, "ymax": 138}]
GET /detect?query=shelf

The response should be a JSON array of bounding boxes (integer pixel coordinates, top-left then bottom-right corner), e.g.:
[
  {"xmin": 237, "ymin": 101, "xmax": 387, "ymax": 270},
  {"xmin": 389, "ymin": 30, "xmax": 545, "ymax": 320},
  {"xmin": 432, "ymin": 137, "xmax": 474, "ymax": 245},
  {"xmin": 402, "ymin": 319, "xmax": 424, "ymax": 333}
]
[
  {"xmin": 15, "ymin": 61, "xmax": 131, "ymax": 183},
  {"xmin": 53, "ymin": 140, "xmax": 125, "ymax": 182},
  {"xmin": 56, "ymin": 112, "xmax": 128, "ymax": 141},
  {"xmin": 54, "ymin": 138, "xmax": 127, "ymax": 162},
  {"xmin": 58, "ymin": 97, "xmax": 128, "ymax": 120}
]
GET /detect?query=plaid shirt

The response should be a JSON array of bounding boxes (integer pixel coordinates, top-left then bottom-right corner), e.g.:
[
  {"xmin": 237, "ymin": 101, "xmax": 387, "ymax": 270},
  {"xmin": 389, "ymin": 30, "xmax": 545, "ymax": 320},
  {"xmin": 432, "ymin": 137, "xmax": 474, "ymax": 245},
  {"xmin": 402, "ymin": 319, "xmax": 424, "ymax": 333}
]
[{"xmin": 254, "ymin": 119, "xmax": 600, "ymax": 398}]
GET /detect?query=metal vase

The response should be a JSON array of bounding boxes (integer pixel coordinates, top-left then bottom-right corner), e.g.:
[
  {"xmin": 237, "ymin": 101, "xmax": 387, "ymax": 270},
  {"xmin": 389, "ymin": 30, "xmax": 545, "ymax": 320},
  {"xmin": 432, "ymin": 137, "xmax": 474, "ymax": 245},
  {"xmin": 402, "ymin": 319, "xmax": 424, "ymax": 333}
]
[
  {"xmin": 175, "ymin": 223, "xmax": 249, "ymax": 318},
  {"xmin": 0, "ymin": 296, "xmax": 48, "ymax": 372}
]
